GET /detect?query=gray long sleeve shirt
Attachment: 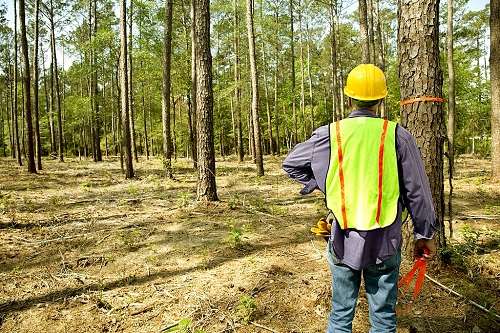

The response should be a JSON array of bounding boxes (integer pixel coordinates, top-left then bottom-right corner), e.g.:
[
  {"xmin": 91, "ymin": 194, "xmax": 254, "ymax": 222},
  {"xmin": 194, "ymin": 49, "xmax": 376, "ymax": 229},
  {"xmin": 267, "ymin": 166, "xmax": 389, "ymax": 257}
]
[{"xmin": 283, "ymin": 109, "xmax": 436, "ymax": 270}]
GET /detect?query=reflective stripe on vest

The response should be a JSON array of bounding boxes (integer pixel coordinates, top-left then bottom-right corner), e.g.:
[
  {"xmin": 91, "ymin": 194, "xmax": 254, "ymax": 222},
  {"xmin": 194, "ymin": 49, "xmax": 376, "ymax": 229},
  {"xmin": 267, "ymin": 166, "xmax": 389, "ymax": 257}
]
[{"xmin": 326, "ymin": 117, "xmax": 399, "ymax": 231}]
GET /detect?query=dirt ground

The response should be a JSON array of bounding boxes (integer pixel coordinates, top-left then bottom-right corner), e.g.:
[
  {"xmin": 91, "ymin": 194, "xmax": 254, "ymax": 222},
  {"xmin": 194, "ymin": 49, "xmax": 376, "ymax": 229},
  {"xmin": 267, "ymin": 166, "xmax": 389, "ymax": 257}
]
[{"xmin": 0, "ymin": 155, "xmax": 499, "ymax": 333}]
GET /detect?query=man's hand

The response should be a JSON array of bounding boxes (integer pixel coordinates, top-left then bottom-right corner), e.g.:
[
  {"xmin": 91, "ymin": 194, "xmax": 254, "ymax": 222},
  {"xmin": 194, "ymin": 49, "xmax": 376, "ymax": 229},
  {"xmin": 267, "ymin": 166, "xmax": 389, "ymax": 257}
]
[{"xmin": 414, "ymin": 238, "xmax": 436, "ymax": 260}]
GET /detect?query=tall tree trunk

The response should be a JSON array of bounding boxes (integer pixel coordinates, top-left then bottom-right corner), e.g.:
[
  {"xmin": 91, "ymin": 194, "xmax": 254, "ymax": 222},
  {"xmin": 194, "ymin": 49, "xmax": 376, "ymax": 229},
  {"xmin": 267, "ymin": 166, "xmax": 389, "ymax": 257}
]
[
  {"xmin": 162, "ymin": 0, "xmax": 173, "ymax": 178},
  {"xmin": 262, "ymin": 45, "xmax": 273, "ymax": 155},
  {"xmin": 367, "ymin": 0, "xmax": 376, "ymax": 64},
  {"xmin": 141, "ymin": 64, "xmax": 149, "ymax": 160},
  {"xmin": 491, "ymin": 0, "xmax": 500, "ymax": 180},
  {"xmin": 19, "ymin": 0, "xmax": 36, "ymax": 172},
  {"xmin": 194, "ymin": 0, "xmax": 218, "ymax": 201},
  {"xmin": 358, "ymin": 0, "xmax": 371, "ymax": 63},
  {"xmin": 330, "ymin": 0, "xmax": 340, "ymax": 121},
  {"xmin": 233, "ymin": 0, "xmax": 244, "ymax": 161},
  {"xmin": 13, "ymin": 0, "xmax": 22, "ymax": 166},
  {"xmin": 1, "ymin": 91, "xmax": 6, "ymax": 157},
  {"xmin": 246, "ymin": 0, "xmax": 264, "ymax": 175},
  {"xmin": 190, "ymin": 0, "xmax": 198, "ymax": 168},
  {"xmin": 374, "ymin": 0, "xmax": 385, "ymax": 69},
  {"xmin": 180, "ymin": 3, "xmax": 194, "ymax": 164},
  {"xmin": 230, "ymin": 97, "xmax": 237, "ymax": 154},
  {"xmin": 21, "ymin": 69, "xmax": 25, "ymax": 159},
  {"xmin": 398, "ymin": 0, "xmax": 445, "ymax": 248},
  {"xmin": 299, "ymin": 9, "xmax": 306, "ymax": 139},
  {"xmin": 289, "ymin": 0, "xmax": 297, "ymax": 144},
  {"xmin": 33, "ymin": 0, "xmax": 41, "ymax": 170},
  {"xmin": 374, "ymin": 0, "xmax": 386, "ymax": 117},
  {"xmin": 50, "ymin": 0, "xmax": 64, "ymax": 162},
  {"xmin": 172, "ymin": 95, "xmax": 177, "ymax": 159},
  {"xmin": 41, "ymin": 47, "xmax": 56, "ymax": 156},
  {"xmin": 274, "ymin": 8, "xmax": 280, "ymax": 155},
  {"xmin": 120, "ymin": 0, "xmax": 134, "ymax": 178},
  {"xmin": 260, "ymin": 1, "xmax": 273, "ymax": 155},
  {"xmin": 446, "ymin": 0, "xmax": 456, "ymax": 238},
  {"xmin": 92, "ymin": 0, "xmax": 102, "ymax": 162},
  {"xmin": 5, "ymin": 83, "xmax": 14, "ymax": 157},
  {"xmin": 8, "ymin": 63, "xmax": 14, "ymax": 158},
  {"xmin": 128, "ymin": 0, "xmax": 137, "ymax": 162},
  {"xmin": 306, "ymin": 22, "xmax": 315, "ymax": 133}
]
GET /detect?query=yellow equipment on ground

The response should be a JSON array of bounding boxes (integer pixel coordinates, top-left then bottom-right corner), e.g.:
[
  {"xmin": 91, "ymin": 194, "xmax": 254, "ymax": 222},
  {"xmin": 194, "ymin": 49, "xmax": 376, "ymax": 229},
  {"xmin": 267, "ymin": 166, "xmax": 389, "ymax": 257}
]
[{"xmin": 310, "ymin": 217, "xmax": 332, "ymax": 239}]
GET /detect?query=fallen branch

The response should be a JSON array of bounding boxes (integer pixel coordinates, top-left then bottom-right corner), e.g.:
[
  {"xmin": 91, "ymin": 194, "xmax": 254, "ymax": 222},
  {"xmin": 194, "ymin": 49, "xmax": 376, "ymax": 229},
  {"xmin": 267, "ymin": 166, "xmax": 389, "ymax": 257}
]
[
  {"xmin": 129, "ymin": 304, "xmax": 153, "ymax": 316},
  {"xmin": 12, "ymin": 232, "xmax": 98, "ymax": 245},
  {"xmin": 457, "ymin": 214, "xmax": 500, "ymax": 220},
  {"xmin": 250, "ymin": 321, "xmax": 279, "ymax": 333},
  {"xmin": 425, "ymin": 274, "xmax": 500, "ymax": 320}
]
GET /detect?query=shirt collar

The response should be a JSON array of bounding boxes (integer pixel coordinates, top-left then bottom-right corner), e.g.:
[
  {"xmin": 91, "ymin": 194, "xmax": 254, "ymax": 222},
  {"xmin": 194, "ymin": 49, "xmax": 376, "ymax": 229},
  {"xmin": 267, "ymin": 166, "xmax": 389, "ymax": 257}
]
[{"xmin": 348, "ymin": 108, "xmax": 379, "ymax": 118}]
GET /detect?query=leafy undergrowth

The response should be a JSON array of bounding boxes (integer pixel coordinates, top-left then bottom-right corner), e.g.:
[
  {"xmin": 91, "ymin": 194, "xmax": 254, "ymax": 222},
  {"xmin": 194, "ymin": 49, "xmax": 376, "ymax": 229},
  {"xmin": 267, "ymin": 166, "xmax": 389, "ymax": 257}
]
[{"xmin": 0, "ymin": 155, "xmax": 498, "ymax": 332}]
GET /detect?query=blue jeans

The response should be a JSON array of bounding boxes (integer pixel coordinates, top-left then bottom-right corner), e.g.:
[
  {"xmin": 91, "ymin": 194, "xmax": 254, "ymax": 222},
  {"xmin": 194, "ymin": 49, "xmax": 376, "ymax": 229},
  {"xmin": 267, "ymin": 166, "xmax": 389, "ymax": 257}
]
[{"xmin": 326, "ymin": 243, "xmax": 401, "ymax": 333}]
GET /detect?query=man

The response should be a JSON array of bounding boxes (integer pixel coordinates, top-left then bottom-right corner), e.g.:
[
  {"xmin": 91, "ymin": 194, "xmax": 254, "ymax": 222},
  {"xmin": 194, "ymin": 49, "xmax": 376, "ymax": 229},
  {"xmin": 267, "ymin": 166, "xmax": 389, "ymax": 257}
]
[{"xmin": 283, "ymin": 64, "xmax": 437, "ymax": 333}]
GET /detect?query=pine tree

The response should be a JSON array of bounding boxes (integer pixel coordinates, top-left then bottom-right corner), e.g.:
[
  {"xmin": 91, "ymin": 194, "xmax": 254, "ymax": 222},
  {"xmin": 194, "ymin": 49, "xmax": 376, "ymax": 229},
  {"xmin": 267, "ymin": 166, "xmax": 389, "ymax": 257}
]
[
  {"xmin": 398, "ymin": 0, "xmax": 445, "ymax": 248},
  {"xmin": 194, "ymin": 0, "xmax": 218, "ymax": 201}
]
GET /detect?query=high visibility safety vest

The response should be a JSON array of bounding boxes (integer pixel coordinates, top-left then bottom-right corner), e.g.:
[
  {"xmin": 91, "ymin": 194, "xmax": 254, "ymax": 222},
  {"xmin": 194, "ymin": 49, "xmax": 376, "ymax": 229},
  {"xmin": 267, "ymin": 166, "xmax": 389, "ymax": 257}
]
[{"xmin": 325, "ymin": 117, "xmax": 399, "ymax": 231}]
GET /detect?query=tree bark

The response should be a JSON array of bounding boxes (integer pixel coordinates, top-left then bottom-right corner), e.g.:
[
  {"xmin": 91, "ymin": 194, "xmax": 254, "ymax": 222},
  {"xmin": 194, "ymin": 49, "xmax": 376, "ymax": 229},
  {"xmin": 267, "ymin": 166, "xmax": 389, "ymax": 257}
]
[
  {"xmin": 492, "ymin": 0, "xmax": 500, "ymax": 180},
  {"xmin": 128, "ymin": 0, "xmax": 137, "ymax": 162},
  {"xmin": 162, "ymin": 0, "xmax": 174, "ymax": 178},
  {"xmin": 8, "ymin": 63, "xmax": 14, "ymax": 159},
  {"xmin": 246, "ymin": 0, "xmax": 264, "ymax": 176},
  {"xmin": 141, "ymin": 65, "xmax": 149, "ymax": 160},
  {"xmin": 190, "ymin": 0, "xmax": 198, "ymax": 168},
  {"xmin": 374, "ymin": 0, "xmax": 385, "ymax": 70},
  {"xmin": 33, "ymin": 0, "xmax": 42, "ymax": 170},
  {"xmin": 41, "ymin": 46, "xmax": 56, "ymax": 157},
  {"xmin": 194, "ymin": 0, "xmax": 218, "ymax": 201},
  {"xmin": 233, "ymin": 0, "xmax": 244, "ymax": 161},
  {"xmin": 289, "ymin": 0, "xmax": 297, "ymax": 144},
  {"xmin": 367, "ymin": 0, "xmax": 376, "ymax": 64},
  {"xmin": 398, "ymin": 0, "xmax": 445, "ymax": 248},
  {"xmin": 330, "ymin": 0, "xmax": 340, "ymax": 121},
  {"xmin": 180, "ymin": 2, "xmax": 194, "ymax": 163},
  {"xmin": 446, "ymin": 0, "xmax": 456, "ymax": 238},
  {"xmin": 120, "ymin": 0, "xmax": 134, "ymax": 178},
  {"xmin": 18, "ymin": 0, "xmax": 36, "ymax": 172},
  {"xmin": 299, "ymin": 8, "xmax": 307, "ymax": 139},
  {"xmin": 306, "ymin": 22, "xmax": 315, "ymax": 133},
  {"xmin": 374, "ymin": 0, "xmax": 386, "ymax": 117},
  {"xmin": 358, "ymin": 0, "xmax": 371, "ymax": 63},
  {"xmin": 260, "ymin": 0, "xmax": 273, "ymax": 155},
  {"xmin": 50, "ymin": 0, "xmax": 64, "ymax": 162},
  {"xmin": 13, "ymin": 0, "xmax": 22, "ymax": 166},
  {"xmin": 274, "ymin": 7, "xmax": 280, "ymax": 155},
  {"xmin": 1, "ymin": 91, "xmax": 6, "ymax": 157},
  {"xmin": 92, "ymin": 0, "xmax": 102, "ymax": 162}
]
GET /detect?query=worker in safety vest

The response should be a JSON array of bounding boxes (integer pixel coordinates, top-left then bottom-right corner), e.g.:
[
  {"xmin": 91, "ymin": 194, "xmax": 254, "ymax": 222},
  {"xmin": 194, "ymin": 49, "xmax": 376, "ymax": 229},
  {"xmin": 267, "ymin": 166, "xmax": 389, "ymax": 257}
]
[{"xmin": 283, "ymin": 64, "xmax": 437, "ymax": 333}]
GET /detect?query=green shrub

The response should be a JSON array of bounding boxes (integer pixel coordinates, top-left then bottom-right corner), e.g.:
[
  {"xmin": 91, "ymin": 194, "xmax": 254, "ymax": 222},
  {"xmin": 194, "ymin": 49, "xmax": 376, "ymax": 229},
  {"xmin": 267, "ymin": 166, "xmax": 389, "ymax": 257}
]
[
  {"xmin": 236, "ymin": 295, "xmax": 257, "ymax": 324},
  {"xmin": 226, "ymin": 223, "xmax": 245, "ymax": 248}
]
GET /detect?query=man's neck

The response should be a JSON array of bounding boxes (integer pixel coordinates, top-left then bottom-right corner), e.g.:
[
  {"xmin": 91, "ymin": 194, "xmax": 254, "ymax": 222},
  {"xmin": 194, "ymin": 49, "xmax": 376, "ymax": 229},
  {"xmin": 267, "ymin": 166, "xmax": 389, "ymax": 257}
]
[{"xmin": 353, "ymin": 107, "xmax": 377, "ymax": 114}]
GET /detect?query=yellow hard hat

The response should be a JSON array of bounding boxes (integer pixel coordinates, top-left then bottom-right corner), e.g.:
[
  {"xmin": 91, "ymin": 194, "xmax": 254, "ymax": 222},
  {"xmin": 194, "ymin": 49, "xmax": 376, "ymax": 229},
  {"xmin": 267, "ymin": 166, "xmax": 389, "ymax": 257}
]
[{"xmin": 344, "ymin": 64, "xmax": 388, "ymax": 101}]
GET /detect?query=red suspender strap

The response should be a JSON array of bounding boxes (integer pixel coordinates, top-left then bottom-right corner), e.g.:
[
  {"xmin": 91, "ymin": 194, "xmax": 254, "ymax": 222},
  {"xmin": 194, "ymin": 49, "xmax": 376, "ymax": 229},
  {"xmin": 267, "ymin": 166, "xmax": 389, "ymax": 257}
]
[
  {"xmin": 335, "ymin": 122, "xmax": 348, "ymax": 229},
  {"xmin": 375, "ymin": 119, "xmax": 389, "ymax": 225}
]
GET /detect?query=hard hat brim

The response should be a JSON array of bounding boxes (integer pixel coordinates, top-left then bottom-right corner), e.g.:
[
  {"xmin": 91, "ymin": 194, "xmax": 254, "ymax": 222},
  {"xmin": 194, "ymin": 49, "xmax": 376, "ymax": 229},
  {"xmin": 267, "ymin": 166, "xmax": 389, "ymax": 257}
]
[{"xmin": 344, "ymin": 87, "xmax": 388, "ymax": 101}]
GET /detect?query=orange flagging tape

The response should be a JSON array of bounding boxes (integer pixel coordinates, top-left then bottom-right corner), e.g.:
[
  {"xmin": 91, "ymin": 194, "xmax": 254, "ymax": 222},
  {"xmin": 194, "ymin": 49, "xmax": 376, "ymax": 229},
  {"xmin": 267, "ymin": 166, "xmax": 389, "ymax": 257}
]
[
  {"xmin": 398, "ymin": 249, "xmax": 429, "ymax": 300},
  {"xmin": 400, "ymin": 96, "xmax": 446, "ymax": 106}
]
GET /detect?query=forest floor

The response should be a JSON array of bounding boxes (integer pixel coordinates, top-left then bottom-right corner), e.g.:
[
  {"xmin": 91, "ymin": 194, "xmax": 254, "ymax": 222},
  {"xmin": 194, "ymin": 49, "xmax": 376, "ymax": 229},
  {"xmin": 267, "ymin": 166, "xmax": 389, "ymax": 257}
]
[{"xmin": 0, "ymin": 155, "xmax": 499, "ymax": 333}]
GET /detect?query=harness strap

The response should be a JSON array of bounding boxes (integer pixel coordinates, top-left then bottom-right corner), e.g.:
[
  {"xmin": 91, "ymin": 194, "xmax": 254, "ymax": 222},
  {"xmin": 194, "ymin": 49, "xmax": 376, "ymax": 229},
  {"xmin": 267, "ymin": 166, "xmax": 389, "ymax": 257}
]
[
  {"xmin": 335, "ymin": 122, "xmax": 348, "ymax": 229},
  {"xmin": 375, "ymin": 119, "xmax": 389, "ymax": 225}
]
